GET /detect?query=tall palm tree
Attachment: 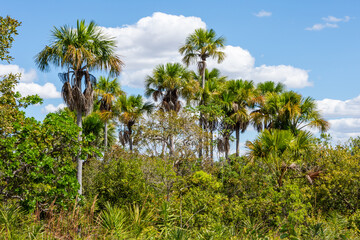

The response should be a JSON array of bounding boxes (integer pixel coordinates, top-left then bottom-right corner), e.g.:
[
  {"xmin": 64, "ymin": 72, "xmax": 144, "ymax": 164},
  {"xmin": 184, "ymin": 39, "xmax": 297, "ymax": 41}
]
[
  {"xmin": 145, "ymin": 63, "xmax": 197, "ymax": 112},
  {"xmin": 191, "ymin": 68, "xmax": 227, "ymax": 159},
  {"xmin": 227, "ymin": 79, "xmax": 256, "ymax": 157},
  {"xmin": 179, "ymin": 28, "xmax": 225, "ymax": 89},
  {"xmin": 217, "ymin": 89, "xmax": 236, "ymax": 160},
  {"xmin": 95, "ymin": 76, "xmax": 123, "ymax": 148},
  {"xmin": 117, "ymin": 95, "xmax": 154, "ymax": 151},
  {"xmin": 179, "ymin": 28, "xmax": 225, "ymax": 158},
  {"xmin": 145, "ymin": 63, "xmax": 196, "ymax": 156},
  {"xmin": 35, "ymin": 20, "xmax": 123, "ymax": 195}
]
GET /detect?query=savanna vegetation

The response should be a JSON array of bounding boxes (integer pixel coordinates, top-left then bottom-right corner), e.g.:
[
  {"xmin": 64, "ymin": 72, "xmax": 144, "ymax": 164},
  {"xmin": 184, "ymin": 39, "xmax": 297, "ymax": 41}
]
[{"xmin": 1, "ymin": 16, "xmax": 360, "ymax": 239}]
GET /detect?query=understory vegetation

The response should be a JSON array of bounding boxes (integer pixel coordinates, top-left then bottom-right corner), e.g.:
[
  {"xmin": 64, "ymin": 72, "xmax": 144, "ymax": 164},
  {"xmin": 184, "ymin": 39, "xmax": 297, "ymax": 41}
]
[{"xmin": 1, "ymin": 16, "xmax": 360, "ymax": 239}]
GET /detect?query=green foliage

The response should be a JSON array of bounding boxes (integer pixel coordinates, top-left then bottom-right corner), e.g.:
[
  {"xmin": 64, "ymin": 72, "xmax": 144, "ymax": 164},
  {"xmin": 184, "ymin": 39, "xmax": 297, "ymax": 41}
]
[
  {"xmin": 0, "ymin": 16, "xmax": 21, "ymax": 62},
  {"xmin": 0, "ymin": 74, "xmax": 101, "ymax": 210},
  {"xmin": 86, "ymin": 147, "xmax": 149, "ymax": 207}
]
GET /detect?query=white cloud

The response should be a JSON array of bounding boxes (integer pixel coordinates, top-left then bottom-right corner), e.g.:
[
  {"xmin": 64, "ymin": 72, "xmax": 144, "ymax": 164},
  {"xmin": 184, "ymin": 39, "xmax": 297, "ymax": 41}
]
[
  {"xmin": 42, "ymin": 103, "xmax": 66, "ymax": 113},
  {"xmin": 305, "ymin": 23, "xmax": 338, "ymax": 31},
  {"xmin": 317, "ymin": 95, "xmax": 360, "ymax": 118},
  {"xmin": 322, "ymin": 15, "xmax": 350, "ymax": 23},
  {"xmin": 327, "ymin": 118, "xmax": 360, "ymax": 143},
  {"xmin": 101, "ymin": 12, "xmax": 206, "ymax": 88},
  {"xmin": 101, "ymin": 12, "xmax": 311, "ymax": 89},
  {"xmin": 306, "ymin": 15, "xmax": 350, "ymax": 31},
  {"xmin": 0, "ymin": 64, "xmax": 37, "ymax": 82},
  {"xmin": 254, "ymin": 10, "xmax": 272, "ymax": 17},
  {"xmin": 15, "ymin": 82, "xmax": 61, "ymax": 99},
  {"xmin": 207, "ymin": 46, "xmax": 312, "ymax": 88}
]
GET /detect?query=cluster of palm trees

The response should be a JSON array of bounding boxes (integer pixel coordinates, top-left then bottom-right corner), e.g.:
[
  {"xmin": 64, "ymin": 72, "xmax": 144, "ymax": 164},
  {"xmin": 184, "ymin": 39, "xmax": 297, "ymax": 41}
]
[{"xmin": 35, "ymin": 20, "xmax": 329, "ymax": 194}]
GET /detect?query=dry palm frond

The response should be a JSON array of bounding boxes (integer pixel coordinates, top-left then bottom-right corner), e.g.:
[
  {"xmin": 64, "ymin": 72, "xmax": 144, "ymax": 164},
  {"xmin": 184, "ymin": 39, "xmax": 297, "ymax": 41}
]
[
  {"xmin": 306, "ymin": 166, "xmax": 323, "ymax": 185},
  {"xmin": 62, "ymin": 81, "xmax": 73, "ymax": 109}
]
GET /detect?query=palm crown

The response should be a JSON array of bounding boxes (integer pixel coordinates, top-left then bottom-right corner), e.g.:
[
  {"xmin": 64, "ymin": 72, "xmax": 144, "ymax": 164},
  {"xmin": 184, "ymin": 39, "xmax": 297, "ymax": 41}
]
[{"xmin": 35, "ymin": 20, "xmax": 124, "ymax": 115}]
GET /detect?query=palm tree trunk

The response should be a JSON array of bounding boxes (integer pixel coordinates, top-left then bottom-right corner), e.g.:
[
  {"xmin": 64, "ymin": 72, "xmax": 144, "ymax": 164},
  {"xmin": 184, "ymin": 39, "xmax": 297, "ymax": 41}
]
[
  {"xmin": 225, "ymin": 146, "xmax": 229, "ymax": 160},
  {"xmin": 104, "ymin": 120, "xmax": 108, "ymax": 149},
  {"xmin": 201, "ymin": 60, "xmax": 206, "ymax": 89},
  {"xmin": 235, "ymin": 124, "xmax": 240, "ymax": 157},
  {"xmin": 210, "ymin": 128, "xmax": 214, "ymax": 162},
  {"xmin": 76, "ymin": 111, "xmax": 83, "ymax": 196},
  {"xmin": 129, "ymin": 126, "xmax": 133, "ymax": 151},
  {"xmin": 198, "ymin": 60, "xmax": 207, "ymax": 158},
  {"xmin": 169, "ymin": 135, "xmax": 174, "ymax": 157},
  {"xmin": 198, "ymin": 116, "xmax": 203, "ymax": 158}
]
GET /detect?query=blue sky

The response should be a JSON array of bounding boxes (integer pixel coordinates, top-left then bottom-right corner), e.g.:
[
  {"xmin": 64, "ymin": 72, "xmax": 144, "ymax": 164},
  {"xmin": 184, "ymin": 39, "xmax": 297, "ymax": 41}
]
[{"xmin": 1, "ymin": 0, "xmax": 360, "ymax": 147}]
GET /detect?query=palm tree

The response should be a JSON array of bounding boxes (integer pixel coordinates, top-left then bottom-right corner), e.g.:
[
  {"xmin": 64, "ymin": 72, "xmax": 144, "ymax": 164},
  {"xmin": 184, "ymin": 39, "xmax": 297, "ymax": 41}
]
[
  {"xmin": 145, "ymin": 63, "xmax": 197, "ymax": 112},
  {"xmin": 95, "ymin": 76, "xmax": 123, "ymax": 148},
  {"xmin": 251, "ymin": 91, "xmax": 329, "ymax": 134},
  {"xmin": 145, "ymin": 63, "xmax": 196, "ymax": 156},
  {"xmin": 35, "ymin": 20, "xmax": 123, "ymax": 195},
  {"xmin": 217, "ymin": 89, "xmax": 236, "ymax": 160},
  {"xmin": 179, "ymin": 28, "xmax": 225, "ymax": 89},
  {"xmin": 256, "ymin": 81, "xmax": 285, "ymax": 95},
  {"xmin": 179, "ymin": 28, "xmax": 225, "ymax": 158},
  {"xmin": 118, "ymin": 95, "xmax": 154, "ymax": 151},
  {"xmin": 246, "ymin": 129, "xmax": 314, "ymax": 187},
  {"xmin": 191, "ymin": 68, "xmax": 227, "ymax": 159},
  {"xmin": 227, "ymin": 79, "xmax": 256, "ymax": 157}
]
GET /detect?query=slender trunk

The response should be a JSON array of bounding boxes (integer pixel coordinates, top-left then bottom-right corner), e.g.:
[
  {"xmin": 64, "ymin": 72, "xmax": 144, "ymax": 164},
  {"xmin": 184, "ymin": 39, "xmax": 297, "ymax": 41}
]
[
  {"xmin": 76, "ymin": 111, "xmax": 83, "ymax": 196},
  {"xmin": 129, "ymin": 126, "xmax": 133, "ymax": 151},
  {"xmin": 129, "ymin": 136, "xmax": 133, "ymax": 151},
  {"xmin": 278, "ymin": 168, "xmax": 287, "ymax": 188},
  {"xmin": 169, "ymin": 135, "xmax": 174, "ymax": 157},
  {"xmin": 205, "ymin": 122, "xmax": 209, "ymax": 159},
  {"xmin": 198, "ymin": 116, "xmax": 203, "ymax": 158},
  {"xmin": 104, "ymin": 120, "xmax": 108, "ymax": 149},
  {"xmin": 198, "ymin": 60, "xmax": 207, "ymax": 158},
  {"xmin": 201, "ymin": 60, "xmax": 206, "ymax": 89},
  {"xmin": 235, "ymin": 124, "xmax": 240, "ymax": 157},
  {"xmin": 210, "ymin": 128, "xmax": 214, "ymax": 161}
]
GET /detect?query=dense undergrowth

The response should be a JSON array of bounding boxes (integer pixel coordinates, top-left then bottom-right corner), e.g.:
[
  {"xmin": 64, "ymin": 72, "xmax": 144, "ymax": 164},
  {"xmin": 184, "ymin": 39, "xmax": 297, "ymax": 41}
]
[{"xmin": 1, "ymin": 142, "xmax": 360, "ymax": 239}]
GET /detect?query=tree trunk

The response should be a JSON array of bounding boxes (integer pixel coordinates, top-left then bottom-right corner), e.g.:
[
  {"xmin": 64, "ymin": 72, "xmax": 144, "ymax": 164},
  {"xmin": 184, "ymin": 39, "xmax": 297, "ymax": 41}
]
[
  {"xmin": 198, "ymin": 59, "xmax": 207, "ymax": 159},
  {"xmin": 198, "ymin": 116, "xmax": 203, "ymax": 158},
  {"xmin": 225, "ymin": 146, "xmax": 229, "ymax": 160},
  {"xmin": 201, "ymin": 60, "xmax": 206, "ymax": 89},
  {"xmin": 210, "ymin": 128, "xmax": 214, "ymax": 163},
  {"xmin": 235, "ymin": 124, "xmax": 240, "ymax": 157},
  {"xmin": 76, "ymin": 111, "xmax": 83, "ymax": 196},
  {"xmin": 169, "ymin": 135, "xmax": 174, "ymax": 157},
  {"xmin": 104, "ymin": 120, "xmax": 108, "ymax": 149},
  {"xmin": 129, "ymin": 126, "xmax": 133, "ymax": 151}
]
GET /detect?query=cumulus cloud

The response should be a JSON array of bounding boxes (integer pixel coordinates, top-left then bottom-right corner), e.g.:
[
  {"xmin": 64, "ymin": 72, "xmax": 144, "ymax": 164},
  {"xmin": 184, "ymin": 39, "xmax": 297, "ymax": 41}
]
[
  {"xmin": 327, "ymin": 118, "xmax": 360, "ymax": 142},
  {"xmin": 207, "ymin": 46, "xmax": 312, "ymax": 88},
  {"xmin": 316, "ymin": 95, "xmax": 360, "ymax": 143},
  {"xmin": 101, "ymin": 12, "xmax": 206, "ymax": 88},
  {"xmin": 316, "ymin": 95, "xmax": 360, "ymax": 118},
  {"xmin": 15, "ymin": 82, "xmax": 61, "ymax": 99},
  {"xmin": 306, "ymin": 15, "xmax": 350, "ymax": 31},
  {"xmin": 254, "ymin": 10, "xmax": 272, "ymax": 17},
  {"xmin": 0, "ymin": 64, "xmax": 37, "ymax": 82},
  {"xmin": 101, "ymin": 12, "xmax": 311, "ymax": 89},
  {"xmin": 42, "ymin": 103, "xmax": 66, "ymax": 113}
]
